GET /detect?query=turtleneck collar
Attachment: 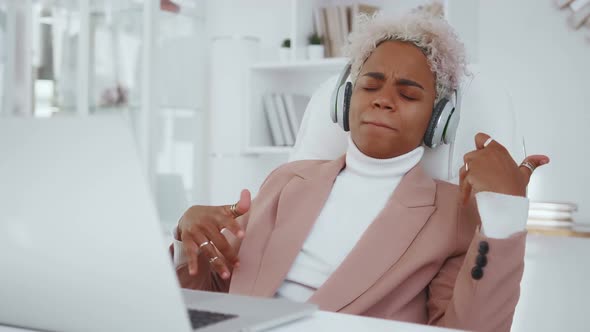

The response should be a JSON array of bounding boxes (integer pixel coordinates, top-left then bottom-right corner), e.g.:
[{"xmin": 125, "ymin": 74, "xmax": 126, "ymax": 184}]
[{"xmin": 344, "ymin": 136, "xmax": 424, "ymax": 178}]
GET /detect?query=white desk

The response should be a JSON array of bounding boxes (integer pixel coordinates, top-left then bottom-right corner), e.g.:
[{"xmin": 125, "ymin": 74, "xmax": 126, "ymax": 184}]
[
  {"xmin": 1, "ymin": 234, "xmax": 589, "ymax": 332},
  {"xmin": 0, "ymin": 312, "xmax": 459, "ymax": 332},
  {"xmin": 273, "ymin": 311, "xmax": 458, "ymax": 331}
]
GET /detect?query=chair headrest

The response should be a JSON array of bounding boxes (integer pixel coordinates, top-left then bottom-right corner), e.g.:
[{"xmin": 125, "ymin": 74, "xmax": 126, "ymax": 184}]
[{"xmin": 289, "ymin": 66, "xmax": 525, "ymax": 184}]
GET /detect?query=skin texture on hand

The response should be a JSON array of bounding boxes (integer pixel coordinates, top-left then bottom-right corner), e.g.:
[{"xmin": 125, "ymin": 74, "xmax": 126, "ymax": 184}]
[
  {"xmin": 177, "ymin": 189, "xmax": 251, "ymax": 280},
  {"xmin": 459, "ymin": 132, "xmax": 549, "ymax": 204}
]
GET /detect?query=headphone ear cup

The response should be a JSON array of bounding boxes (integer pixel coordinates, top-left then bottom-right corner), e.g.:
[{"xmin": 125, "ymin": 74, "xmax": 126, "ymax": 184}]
[
  {"xmin": 342, "ymin": 82, "xmax": 353, "ymax": 132},
  {"xmin": 423, "ymin": 98, "xmax": 450, "ymax": 148}
]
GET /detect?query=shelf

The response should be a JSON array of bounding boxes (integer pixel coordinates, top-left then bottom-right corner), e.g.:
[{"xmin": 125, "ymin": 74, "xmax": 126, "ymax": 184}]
[
  {"xmin": 250, "ymin": 57, "xmax": 348, "ymax": 71},
  {"xmin": 244, "ymin": 146, "xmax": 294, "ymax": 155}
]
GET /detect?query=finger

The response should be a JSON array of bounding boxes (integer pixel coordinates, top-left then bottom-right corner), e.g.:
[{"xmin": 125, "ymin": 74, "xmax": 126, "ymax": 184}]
[
  {"xmin": 222, "ymin": 189, "xmax": 252, "ymax": 221},
  {"xmin": 462, "ymin": 181, "xmax": 473, "ymax": 205},
  {"xmin": 458, "ymin": 165, "xmax": 466, "ymax": 203},
  {"xmin": 203, "ymin": 222, "xmax": 239, "ymax": 266},
  {"xmin": 217, "ymin": 214, "xmax": 245, "ymax": 240},
  {"xmin": 519, "ymin": 155, "xmax": 550, "ymax": 184},
  {"xmin": 181, "ymin": 233, "xmax": 200, "ymax": 276},
  {"xmin": 463, "ymin": 149, "xmax": 478, "ymax": 164},
  {"xmin": 474, "ymin": 132, "xmax": 492, "ymax": 150},
  {"xmin": 459, "ymin": 167, "xmax": 473, "ymax": 205},
  {"xmin": 236, "ymin": 189, "xmax": 251, "ymax": 215},
  {"xmin": 193, "ymin": 231, "xmax": 231, "ymax": 280},
  {"xmin": 209, "ymin": 254, "xmax": 231, "ymax": 280}
]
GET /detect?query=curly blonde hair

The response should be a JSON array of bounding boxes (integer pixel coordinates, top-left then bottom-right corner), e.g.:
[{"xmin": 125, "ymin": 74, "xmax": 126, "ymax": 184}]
[{"xmin": 345, "ymin": 12, "xmax": 469, "ymax": 103}]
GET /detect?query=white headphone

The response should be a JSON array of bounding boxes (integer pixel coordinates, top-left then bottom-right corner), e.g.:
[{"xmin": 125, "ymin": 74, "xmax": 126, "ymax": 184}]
[{"xmin": 330, "ymin": 62, "xmax": 460, "ymax": 148}]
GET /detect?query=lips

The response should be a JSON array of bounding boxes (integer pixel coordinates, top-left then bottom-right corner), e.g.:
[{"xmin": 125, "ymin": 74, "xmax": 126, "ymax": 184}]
[{"xmin": 363, "ymin": 120, "xmax": 396, "ymax": 131}]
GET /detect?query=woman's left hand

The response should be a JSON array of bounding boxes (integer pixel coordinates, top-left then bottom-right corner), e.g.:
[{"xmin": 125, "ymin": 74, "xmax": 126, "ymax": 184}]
[{"xmin": 459, "ymin": 132, "xmax": 550, "ymax": 204}]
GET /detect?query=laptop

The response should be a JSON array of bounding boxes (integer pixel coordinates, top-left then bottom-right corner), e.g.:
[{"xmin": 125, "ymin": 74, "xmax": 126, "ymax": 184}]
[{"xmin": 0, "ymin": 115, "xmax": 316, "ymax": 332}]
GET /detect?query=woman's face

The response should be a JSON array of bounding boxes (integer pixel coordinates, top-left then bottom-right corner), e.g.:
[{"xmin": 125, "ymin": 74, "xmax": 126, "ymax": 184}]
[{"xmin": 349, "ymin": 40, "xmax": 437, "ymax": 159}]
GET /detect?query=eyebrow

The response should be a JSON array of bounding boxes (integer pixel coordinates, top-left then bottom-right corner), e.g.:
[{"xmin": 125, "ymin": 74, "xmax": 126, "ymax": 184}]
[{"xmin": 362, "ymin": 72, "xmax": 425, "ymax": 90}]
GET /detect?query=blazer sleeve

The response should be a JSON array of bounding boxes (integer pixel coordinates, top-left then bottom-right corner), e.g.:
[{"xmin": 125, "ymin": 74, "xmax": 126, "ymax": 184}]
[{"xmin": 426, "ymin": 197, "xmax": 527, "ymax": 332}]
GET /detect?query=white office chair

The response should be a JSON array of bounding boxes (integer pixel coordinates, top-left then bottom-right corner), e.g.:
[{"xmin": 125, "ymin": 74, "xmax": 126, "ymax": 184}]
[{"xmin": 289, "ymin": 66, "xmax": 526, "ymax": 185}]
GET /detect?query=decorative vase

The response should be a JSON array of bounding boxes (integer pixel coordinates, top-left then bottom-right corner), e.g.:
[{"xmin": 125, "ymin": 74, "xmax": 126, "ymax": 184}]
[
  {"xmin": 279, "ymin": 47, "xmax": 291, "ymax": 62},
  {"xmin": 307, "ymin": 45, "xmax": 325, "ymax": 60}
]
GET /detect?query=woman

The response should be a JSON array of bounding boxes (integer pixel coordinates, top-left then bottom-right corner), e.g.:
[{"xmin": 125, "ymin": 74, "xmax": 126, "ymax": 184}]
[{"xmin": 171, "ymin": 13, "xmax": 549, "ymax": 332}]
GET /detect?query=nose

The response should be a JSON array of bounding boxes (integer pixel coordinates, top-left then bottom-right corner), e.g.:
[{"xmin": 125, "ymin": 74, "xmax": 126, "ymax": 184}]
[{"xmin": 372, "ymin": 95, "xmax": 395, "ymax": 111}]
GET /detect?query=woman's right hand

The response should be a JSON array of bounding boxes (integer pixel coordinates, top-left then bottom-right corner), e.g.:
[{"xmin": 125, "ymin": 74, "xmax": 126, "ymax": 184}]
[{"xmin": 177, "ymin": 189, "xmax": 251, "ymax": 280}]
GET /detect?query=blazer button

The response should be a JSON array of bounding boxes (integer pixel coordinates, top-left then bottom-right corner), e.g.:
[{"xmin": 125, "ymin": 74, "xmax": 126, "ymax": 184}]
[
  {"xmin": 476, "ymin": 254, "xmax": 488, "ymax": 267},
  {"xmin": 478, "ymin": 241, "xmax": 489, "ymax": 255},
  {"xmin": 471, "ymin": 266, "xmax": 484, "ymax": 280}
]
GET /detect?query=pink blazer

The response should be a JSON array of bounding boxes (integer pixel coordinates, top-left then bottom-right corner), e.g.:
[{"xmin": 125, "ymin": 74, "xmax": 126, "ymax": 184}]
[{"xmin": 174, "ymin": 156, "xmax": 527, "ymax": 332}]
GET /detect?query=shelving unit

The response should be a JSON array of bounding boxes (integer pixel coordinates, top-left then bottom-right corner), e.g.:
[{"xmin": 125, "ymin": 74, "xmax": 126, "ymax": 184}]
[
  {"xmin": 250, "ymin": 57, "xmax": 348, "ymax": 71},
  {"xmin": 246, "ymin": 59, "xmax": 346, "ymax": 153}
]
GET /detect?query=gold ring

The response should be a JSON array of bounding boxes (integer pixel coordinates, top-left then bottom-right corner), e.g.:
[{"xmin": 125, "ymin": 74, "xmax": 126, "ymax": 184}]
[
  {"xmin": 229, "ymin": 203, "xmax": 240, "ymax": 218},
  {"xmin": 199, "ymin": 241, "xmax": 212, "ymax": 249},
  {"xmin": 520, "ymin": 161, "xmax": 536, "ymax": 173},
  {"xmin": 209, "ymin": 256, "xmax": 219, "ymax": 264}
]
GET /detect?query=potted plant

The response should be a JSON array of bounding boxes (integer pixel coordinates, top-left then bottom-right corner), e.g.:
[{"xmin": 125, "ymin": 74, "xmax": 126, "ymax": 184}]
[
  {"xmin": 307, "ymin": 33, "xmax": 325, "ymax": 60},
  {"xmin": 279, "ymin": 38, "xmax": 291, "ymax": 62}
]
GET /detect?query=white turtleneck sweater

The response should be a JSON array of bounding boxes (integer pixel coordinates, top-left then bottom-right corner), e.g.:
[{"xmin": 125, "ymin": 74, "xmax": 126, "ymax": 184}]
[{"xmin": 172, "ymin": 138, "xmax": 529, "ymax": 302}]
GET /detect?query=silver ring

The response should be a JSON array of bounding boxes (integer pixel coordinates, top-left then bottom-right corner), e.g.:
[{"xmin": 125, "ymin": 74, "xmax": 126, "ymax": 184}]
[
  {"xmin": 483, "ymin": 137, "xmax": 494, "ymax": 148},
  {"xmin": 199, "ymin": 241, "xmax": 212, "ymax": 249},
  {"xmin": 520, "ymin": 161, "xmax": 536, "ymax": 173},
  {"xmin": 465, "ymin": 162, "xmax": 469, "ymax": 172},
  {"xmin": 209, "ymin": 256, "xmax": 219, "ymax": 264}
]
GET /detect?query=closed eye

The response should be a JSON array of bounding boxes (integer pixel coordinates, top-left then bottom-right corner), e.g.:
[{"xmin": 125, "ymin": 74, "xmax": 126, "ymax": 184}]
[{"xmin": 401, "ymin": 94, "xmax": 417, "ymax": 101}]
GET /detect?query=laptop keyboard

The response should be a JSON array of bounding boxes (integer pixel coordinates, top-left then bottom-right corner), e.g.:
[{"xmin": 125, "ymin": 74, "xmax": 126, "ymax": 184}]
[{"xmin": 188, "ymin": 309, "xmax": 238, "ymax": 329}]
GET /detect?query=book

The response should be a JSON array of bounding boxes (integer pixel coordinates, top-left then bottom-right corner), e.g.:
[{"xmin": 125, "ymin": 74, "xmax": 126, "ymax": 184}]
[
  {"xmin": 274, "ymin": 94, "xmax": 295, "ymax": 146},
  {"xmin": 263, "ymin": 93, "xmax": 285, "ymax": 146},
  {"xmin": 325, "ymin": 6, "xmax": 342, "ymax": 57},
  {"xmin": 338, "ymin": 6, "xmax": 350, "ymax": 46},
  {"xmin": 313, "ymin": 7, "xmax": 331, "ymax": 57},
  {"xmin": 283, "ymin": 93, "xmax": 311, "ymax": 139},
  {"xmin": 527, "ymin": 201, "xmax": 579, "ymax": 225}
]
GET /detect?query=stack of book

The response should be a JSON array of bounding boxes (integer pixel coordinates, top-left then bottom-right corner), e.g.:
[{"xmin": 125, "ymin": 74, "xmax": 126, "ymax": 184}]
[
  {"xmin": 312, "ymin": 4, "xmax": 379, "ymax": 58},
  {"xmin": 527, "ymin": 201, "xmax": 590, "ymax": 237},
  {"xmin": 263, "ymin": 93, "xmax": 310, "ymax": 147}
]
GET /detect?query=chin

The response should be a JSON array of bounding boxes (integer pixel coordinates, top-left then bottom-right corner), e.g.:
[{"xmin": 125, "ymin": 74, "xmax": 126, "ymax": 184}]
[{"xmin": 358, "ymin": 141, "xmax": 396, "ymax": 159}]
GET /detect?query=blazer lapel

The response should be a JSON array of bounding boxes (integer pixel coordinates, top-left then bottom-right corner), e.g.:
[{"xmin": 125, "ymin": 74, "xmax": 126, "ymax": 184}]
[
  {"xmin": 308, "ymin": 163, "xmax": 437, "ymax": 312},
  {"xmin": 250, "ymin": 156, "xmax": 346, "ymax": 297}
]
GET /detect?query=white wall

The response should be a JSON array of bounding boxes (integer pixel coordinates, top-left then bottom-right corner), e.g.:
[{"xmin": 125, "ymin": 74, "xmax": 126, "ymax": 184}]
[
  {"xmin": 203, "ymin": 0, "xmax": 293, "ymax": 205},
  {"xmin": 205, "ymin": 0, "xmax": 292, "ymax": 62},
  {"xmin": 475, "ymin": 0, "xmax": 590, "ymax": 223}
]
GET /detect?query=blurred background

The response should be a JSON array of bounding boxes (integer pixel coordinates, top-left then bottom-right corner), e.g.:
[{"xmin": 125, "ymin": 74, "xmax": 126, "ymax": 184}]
[
  {"xmin": 2, "ymin": 1, "xmax": 590, "ymax": 331},
  {"xmin": 0, "ymin": 0, "xmax": 589, "ymax": 233}
]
